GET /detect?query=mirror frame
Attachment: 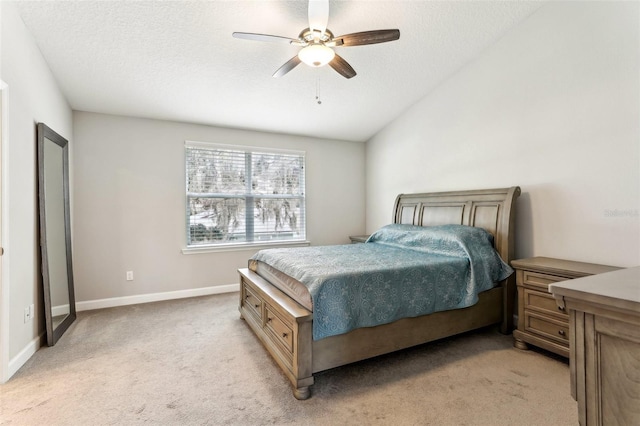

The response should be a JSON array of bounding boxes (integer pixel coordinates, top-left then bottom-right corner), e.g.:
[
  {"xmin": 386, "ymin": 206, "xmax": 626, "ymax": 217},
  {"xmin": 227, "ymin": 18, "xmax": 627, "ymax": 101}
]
[{"xmin": 37, "ymin": 122, "xmax": 76, "ymax": 346}]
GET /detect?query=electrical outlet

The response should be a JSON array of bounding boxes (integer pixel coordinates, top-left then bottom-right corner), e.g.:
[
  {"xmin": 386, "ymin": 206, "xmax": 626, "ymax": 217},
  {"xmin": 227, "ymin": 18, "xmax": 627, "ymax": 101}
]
[
  {"xmin": 24, "ymin": 307, "xmax": 29, "ymax": 323},
  {"xmin": 29, "ymin": 304, "xmax": 34, "ymax": 319},
  {"xmin": 126, "ymin": 271, "xmax": 134, "ymax": 281}
]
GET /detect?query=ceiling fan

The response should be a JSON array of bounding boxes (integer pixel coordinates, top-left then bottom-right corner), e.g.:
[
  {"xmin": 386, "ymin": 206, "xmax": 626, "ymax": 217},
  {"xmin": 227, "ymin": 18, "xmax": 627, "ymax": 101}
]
[{"xmin": 232, "ymin": 0, "xmax": 400, "ymax": 79}]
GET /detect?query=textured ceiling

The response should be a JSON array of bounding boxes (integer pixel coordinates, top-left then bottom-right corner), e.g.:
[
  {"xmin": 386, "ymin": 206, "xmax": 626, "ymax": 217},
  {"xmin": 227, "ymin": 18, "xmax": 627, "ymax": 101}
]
[{"xmin": 13, "ymin": 1, "xmax": 544, "ymax": 142}]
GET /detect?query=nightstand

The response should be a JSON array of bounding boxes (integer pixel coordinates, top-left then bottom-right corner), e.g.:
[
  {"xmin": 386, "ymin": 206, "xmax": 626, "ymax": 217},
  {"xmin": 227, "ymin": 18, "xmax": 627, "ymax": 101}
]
[
  {"xmin": 511, "ymin": 257, "xmax": 619, "ymax": 357},
  {"xmin": 349, "ymin": 235, "xmax": 370, "ymax": 244}
]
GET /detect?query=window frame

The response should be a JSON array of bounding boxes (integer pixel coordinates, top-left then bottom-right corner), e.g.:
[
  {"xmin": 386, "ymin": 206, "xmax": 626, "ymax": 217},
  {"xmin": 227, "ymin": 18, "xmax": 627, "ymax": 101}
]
[{"xmin": 182, "ymin": 141, "xmax": 309, "ymax": 254}]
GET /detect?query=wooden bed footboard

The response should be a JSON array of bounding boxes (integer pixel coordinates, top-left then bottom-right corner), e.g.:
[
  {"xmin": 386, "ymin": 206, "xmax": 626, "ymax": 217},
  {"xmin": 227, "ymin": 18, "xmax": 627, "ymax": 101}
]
[{"xmin": 239, "ymin": 267, "xmax": 314, "ymax": 400}]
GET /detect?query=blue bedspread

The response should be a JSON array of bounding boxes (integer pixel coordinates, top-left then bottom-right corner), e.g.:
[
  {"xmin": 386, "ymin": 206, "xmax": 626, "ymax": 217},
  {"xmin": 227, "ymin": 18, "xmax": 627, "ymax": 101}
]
[{"xmin": 251, "ymin": 224, "xmax": 513, "ymax": 340}]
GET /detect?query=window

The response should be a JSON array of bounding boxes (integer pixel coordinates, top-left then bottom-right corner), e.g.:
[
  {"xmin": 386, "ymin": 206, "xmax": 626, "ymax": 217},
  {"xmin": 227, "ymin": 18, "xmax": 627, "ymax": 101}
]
[{"xmin": 185, "ymin": 141, "xmax": 306, "ymax": 248}]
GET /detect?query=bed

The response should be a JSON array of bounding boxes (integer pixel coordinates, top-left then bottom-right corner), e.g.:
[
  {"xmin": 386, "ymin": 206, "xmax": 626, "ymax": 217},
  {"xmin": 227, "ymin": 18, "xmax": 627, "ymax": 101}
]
[{"xmin": 238, "ymin": 186, "xmax": 521, "ymax": 399}]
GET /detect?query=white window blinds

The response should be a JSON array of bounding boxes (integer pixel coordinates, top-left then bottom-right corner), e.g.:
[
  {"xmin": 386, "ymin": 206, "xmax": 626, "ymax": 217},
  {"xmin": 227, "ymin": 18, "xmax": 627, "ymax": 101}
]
[{"xmin": 185, "ymin": 141, "xmax": 306, "ymax": 247}]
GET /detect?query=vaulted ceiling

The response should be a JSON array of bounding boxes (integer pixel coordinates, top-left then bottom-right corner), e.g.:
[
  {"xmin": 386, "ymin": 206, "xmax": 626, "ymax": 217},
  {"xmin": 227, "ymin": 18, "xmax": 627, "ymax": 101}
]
[{"xmin": 14, "ymin": 1, "xmax": 544, "ymax": 142}]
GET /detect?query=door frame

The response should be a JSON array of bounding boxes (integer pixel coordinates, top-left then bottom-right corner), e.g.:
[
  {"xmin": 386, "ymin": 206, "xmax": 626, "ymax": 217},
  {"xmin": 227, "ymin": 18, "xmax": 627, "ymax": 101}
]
[{"xmin": 1, "ymin": 80, "xmax": 10, "ymax": 383}]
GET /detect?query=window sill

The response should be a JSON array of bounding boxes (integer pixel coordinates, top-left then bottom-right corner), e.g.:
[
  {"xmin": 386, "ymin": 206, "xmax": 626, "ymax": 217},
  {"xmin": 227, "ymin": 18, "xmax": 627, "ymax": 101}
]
[{"xmin": 181, "ymin": 240, "xmax": 311, "ymax": 255}]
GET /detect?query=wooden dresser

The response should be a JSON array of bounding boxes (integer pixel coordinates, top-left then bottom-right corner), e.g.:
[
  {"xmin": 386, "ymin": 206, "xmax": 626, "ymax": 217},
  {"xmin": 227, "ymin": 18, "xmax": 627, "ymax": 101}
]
[
  {"xmin": 550, "ymin": 267, "xmax": 640, "ymax": 425},
  {"xmin": 511, "ymin": 257, "xmax": 619, "ymax": 357}
]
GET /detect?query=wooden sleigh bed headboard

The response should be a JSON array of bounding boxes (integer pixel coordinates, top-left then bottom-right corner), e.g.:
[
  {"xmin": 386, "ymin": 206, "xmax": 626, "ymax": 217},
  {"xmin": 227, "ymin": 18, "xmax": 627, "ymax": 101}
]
[{"xmin": 393, "ymin": 186, "xmax": 521, "ymax": 265}]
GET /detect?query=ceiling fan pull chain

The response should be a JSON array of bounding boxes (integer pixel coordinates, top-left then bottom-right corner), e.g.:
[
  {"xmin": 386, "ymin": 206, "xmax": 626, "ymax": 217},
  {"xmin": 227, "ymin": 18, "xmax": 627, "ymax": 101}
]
[{"xmin": 316, "ymin": 78, "xmax": 322, "ymax": 105}]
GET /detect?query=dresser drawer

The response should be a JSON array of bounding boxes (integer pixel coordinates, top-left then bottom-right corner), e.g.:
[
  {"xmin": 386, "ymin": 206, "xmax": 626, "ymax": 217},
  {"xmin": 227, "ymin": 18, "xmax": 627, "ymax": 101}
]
[
  {"xmin": 524, "ymin": 288, "xmax": 568, "ymax": 319},
  {"xmin": 242, "ymin": 282, "xmax": 263, "ymax": 321},
  {"xmin": 525, "ymin": 311, "xmax": 569, "ymax": 344},
  {"xmin": 265, "ymin": 306, "xmax": 294, "ymax": 353},
  {"xmin": 522, "ymin": 270, "xmax": 569, "ymax": 291}
]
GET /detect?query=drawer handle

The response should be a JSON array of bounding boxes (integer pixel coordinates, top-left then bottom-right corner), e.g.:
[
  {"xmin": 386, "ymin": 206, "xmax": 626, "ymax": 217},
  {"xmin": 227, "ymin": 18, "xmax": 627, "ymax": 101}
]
[
  {"xmin": 267, "ymin": 317, "xmax": 272, "ymax": 323},
  {"xmin": 558, "ymin": 330, "xmax": 566, "ymax": 336},
  {"xmin": 558, "ymin": 306, "xmax": 566, "ymax": 312},
  {"xmin": 254, "ymin": 304, "xmax": 260, "ymax": 308}
]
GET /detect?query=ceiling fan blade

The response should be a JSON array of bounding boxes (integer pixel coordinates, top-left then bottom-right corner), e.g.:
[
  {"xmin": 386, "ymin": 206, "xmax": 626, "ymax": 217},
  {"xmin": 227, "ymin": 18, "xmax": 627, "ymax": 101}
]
[
  {"xmin": 332, "ymin": 29, "xmax": 400, "ymax": 47},
  {"xmin": 272, "ymin": 56, "xmax": 302, "ymax": 78},
  {"xmin": 232, "ymin": 32, "xmax": 297, "ymax": 44},
  {"xmin": 308, "ymin": 0, "xmax": 329, "ymax": 35},
  {"xmin": 329, "ymin": 54, "xmax": 356, "ymax": 79}
]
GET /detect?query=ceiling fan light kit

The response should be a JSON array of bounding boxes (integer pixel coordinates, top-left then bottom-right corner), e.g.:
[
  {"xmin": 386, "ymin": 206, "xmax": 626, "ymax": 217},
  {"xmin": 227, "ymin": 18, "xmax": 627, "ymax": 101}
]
[
  {"xmin": 298, "ymin": 44, "xmax": 335, "ymax": 67},
  {"xmin": 232, "ymin": 0, "xmax": 400, "ymax": 79}
]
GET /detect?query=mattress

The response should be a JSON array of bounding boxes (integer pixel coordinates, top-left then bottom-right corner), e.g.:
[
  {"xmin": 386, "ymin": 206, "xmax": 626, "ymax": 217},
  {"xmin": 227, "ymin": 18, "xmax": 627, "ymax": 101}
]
[{"xmin": 250, "ymin": 224, "xmax": 513, "ymax": 340}]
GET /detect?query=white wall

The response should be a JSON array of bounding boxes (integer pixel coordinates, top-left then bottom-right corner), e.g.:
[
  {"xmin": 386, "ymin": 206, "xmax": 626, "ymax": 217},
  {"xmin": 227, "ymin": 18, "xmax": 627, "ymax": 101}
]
[
  {"xmin": 0, "ymin": 3, "xmax": 73, "ymax": 366},
  {"xmin": 366, "ymin": 1, "xmax": 639, "ymax": 268},
  {"xmin": 72, "ymin": 112, "xmax": 365, "ymax": 303}
]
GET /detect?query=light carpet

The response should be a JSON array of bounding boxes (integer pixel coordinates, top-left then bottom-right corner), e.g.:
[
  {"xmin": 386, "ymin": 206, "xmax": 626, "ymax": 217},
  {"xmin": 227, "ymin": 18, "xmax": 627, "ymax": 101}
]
[{"xmin": 0, "ymin": 293, "xmax": 578, "ymax": 425}]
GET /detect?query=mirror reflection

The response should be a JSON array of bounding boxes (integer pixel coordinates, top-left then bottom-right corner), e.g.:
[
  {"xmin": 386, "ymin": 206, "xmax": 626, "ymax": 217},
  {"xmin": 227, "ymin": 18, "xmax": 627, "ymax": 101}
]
[
  {"xmin": 44, "ymin": 139, "xmax": 71, "ymax": 328},
  {"xmin": 38, "ymin": 123, "xmax": 76, "ymax": 346}
]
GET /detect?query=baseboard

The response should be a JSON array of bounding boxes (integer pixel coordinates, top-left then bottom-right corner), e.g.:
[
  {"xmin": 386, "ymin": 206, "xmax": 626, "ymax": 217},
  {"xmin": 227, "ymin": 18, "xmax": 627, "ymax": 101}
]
[
  {"xmin": 8, "ymin": 332, "xmax": 46, "ymax": 380},
  {"xmin": 76, "ymin": 283, "xmax": 240, "ymax": 312}
]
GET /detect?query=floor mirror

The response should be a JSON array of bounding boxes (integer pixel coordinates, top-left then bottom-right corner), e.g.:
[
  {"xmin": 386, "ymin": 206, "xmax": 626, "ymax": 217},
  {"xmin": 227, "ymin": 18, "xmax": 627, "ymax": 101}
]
[{"xmin": 37, "ymin": 123, "xmax": 76, "ymax": 346}]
